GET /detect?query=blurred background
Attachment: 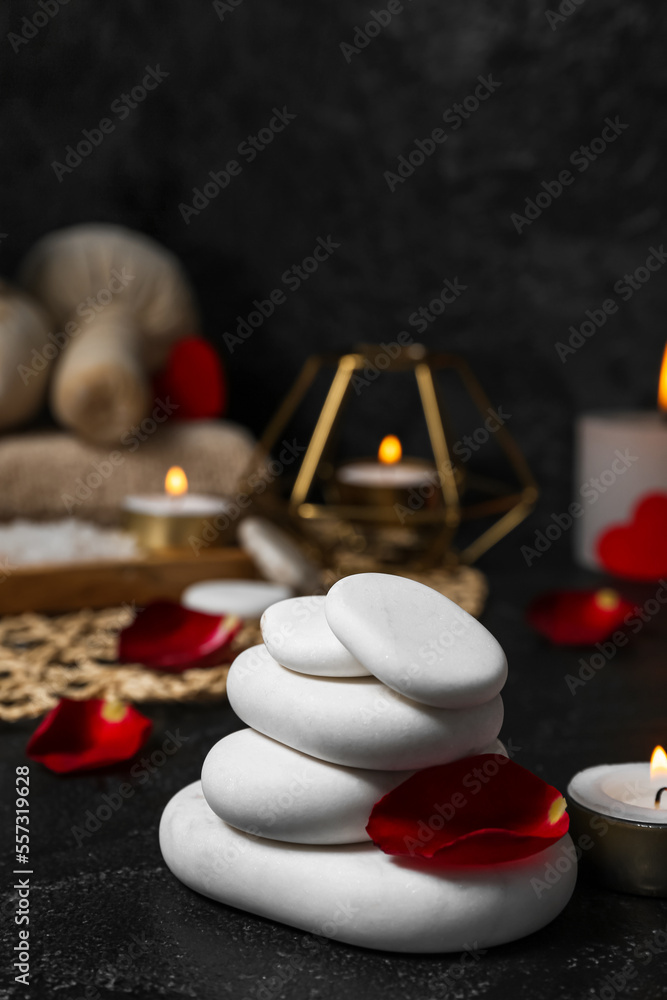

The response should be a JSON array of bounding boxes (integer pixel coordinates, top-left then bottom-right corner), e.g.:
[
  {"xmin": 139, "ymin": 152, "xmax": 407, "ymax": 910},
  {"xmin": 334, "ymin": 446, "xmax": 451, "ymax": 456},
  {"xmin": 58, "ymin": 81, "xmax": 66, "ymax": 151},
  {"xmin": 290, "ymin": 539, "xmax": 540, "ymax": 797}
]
[{"xmin": 2, "ymin": 0, "xmax": 665, "ymax": 562}]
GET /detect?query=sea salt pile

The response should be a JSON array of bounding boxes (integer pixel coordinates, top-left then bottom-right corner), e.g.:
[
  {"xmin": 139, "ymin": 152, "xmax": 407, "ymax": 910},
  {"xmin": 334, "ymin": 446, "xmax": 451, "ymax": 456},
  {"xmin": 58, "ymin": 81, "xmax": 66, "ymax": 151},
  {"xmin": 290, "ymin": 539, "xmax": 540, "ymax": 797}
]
[{"xmin": 0, "ymin": 519, "xmax": 140, "ymax": 566}]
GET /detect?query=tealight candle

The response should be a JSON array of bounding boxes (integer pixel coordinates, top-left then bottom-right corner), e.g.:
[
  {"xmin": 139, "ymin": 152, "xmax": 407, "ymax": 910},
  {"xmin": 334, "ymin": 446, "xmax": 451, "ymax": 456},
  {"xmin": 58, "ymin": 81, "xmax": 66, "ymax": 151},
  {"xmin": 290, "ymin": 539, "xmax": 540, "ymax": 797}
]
[
  {"xmin": 333, "ymin": 436, "xmax": 441, "ymax": 516},
  {"xmin": 567, "ymin": 746, "xmax": 667, "ymax": 896},
  {"xmin": 121, "ymin": 467, "xmax": 234, "ymax": 550}
]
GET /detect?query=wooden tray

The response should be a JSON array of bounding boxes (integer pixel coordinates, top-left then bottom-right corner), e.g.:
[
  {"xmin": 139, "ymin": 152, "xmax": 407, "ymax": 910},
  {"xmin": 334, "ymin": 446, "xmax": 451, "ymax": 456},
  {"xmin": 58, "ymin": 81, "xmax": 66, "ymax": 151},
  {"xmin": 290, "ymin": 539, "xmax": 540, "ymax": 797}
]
[{"xmin": 0, "ymin": 546, "xmax": 258, "ymax": 615}]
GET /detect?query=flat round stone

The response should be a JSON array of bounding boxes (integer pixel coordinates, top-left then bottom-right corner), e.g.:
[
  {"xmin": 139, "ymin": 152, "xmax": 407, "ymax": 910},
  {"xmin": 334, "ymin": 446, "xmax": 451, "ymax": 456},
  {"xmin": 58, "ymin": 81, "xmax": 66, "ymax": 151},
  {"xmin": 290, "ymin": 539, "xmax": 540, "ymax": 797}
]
[
  {"xmin": 227, "ymin": 645, "xmax": 503, "ymax": 770},
  {"xmin": 325, "ymin": 573, "xmax": 508, "ymax": 709},
  {"xmin": 238, "ymin": 517, "xmax": 320, "ymax": 592},
  {"xmin": 202, "ymin": 729, "xmax": 408, "ymax": 843},
  {"xmin": 160, "ymin": 782, "xmax": 577, "ymax": 953},
  {"xmin": 261, "ymin": 596, "xmax": 369, "ymax": 676},
  {"xmin": 182, "ymin": 580, "xmax": 293, "ymax": 618},
  {"xmin": 202, "ymin": 729, "xmax": 509, "ymax": 845}
]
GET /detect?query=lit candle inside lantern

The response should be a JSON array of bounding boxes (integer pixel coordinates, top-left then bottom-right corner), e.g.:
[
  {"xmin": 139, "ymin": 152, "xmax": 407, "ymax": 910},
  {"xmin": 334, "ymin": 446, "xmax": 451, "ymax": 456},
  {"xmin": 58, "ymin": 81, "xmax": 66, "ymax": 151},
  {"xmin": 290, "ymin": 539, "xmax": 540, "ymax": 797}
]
[
  {"xmin": 121, "ymin": 467, "xmax": 233, "ymax": 550},
  {"xmin": 574, "ymin": 344, "xmax": 667, "ymax": 577},
  {"xmin": 336, "ymin": 436, "xmax": 437, "ymax": 490},
  {"xmin": 567, "ymin": 745, "xmax": 667, "ymax": 896}
]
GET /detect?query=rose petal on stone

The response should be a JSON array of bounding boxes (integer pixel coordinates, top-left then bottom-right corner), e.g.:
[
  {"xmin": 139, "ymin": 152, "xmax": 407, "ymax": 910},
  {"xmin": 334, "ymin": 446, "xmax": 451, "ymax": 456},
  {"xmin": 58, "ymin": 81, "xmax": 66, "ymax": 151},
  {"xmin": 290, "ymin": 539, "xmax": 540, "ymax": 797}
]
[{"xmin": 366, "ymin": 754, "xmax": 569, "ymax": 865}]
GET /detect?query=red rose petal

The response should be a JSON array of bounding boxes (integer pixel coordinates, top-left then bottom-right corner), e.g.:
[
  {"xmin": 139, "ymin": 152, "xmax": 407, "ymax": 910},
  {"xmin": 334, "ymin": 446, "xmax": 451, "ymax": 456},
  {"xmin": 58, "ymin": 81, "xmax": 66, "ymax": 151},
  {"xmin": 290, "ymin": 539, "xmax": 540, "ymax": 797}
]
[
  {"xmin": 118, "ymin": 601, "xmax": 241, "ymax": 672},
  {"xmin": 526, "ymin": 588, "xmax": 633, "ymax": 645},
  {"xmin": 152, "ymin": 336, "xmax": 227, "ymax": 420},
  {"xmin": 27, "ymin": 698, "xmax": 152, "ymax": 774},
  {"xmin": 367, "ymin": 754, "xmax": 569, "ymax": 866},
  {"xmin": 597, "ymin": 492, "xmax": 667, "ymax": 581}
]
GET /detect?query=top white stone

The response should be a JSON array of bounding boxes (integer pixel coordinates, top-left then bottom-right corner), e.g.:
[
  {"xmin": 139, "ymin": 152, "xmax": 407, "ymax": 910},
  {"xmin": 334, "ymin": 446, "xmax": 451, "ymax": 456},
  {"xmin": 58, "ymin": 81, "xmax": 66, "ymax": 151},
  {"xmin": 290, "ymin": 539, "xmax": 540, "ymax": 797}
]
[
  {"xmin": 325, "ymin": 573, "xmax": 507, "ymax": 708},
  {"xmin": 261, "ymin": 596, "xmax": 369, "ymax": 676}
]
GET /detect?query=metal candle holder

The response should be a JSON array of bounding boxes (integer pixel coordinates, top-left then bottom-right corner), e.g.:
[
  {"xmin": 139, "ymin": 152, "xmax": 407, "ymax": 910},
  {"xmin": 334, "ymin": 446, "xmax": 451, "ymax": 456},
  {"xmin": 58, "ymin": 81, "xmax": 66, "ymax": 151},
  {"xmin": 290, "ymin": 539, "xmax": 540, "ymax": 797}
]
[{"xmin": 241, "ymin": 344, "xmax": 538, "ymax": 566}]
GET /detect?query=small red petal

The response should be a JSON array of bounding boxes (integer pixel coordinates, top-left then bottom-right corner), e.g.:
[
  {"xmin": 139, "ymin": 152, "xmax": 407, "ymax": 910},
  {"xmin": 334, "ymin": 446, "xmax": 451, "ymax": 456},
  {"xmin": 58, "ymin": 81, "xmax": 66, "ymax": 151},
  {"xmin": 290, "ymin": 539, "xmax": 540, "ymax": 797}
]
[
  {"xmin": 597, "ymin": 492, "xmax": 667, "ymax": 581},
  {"xmin": 526, "ymin": 588, "xmax": 633, "ymax": 645},
  {"xmin": 26, "ymin": 698, "xmax": 152, "ymax": 774},
  {"xmin": 152, "ymin": 336, "xmax": 227, "ymax": 420},
  {"xmin": 366, "ymin": 755, "xmax": 569, "ymax": 866},
  {"xmin": 118, "ymin": 601, "xmax": 241, "ymax": 672}
]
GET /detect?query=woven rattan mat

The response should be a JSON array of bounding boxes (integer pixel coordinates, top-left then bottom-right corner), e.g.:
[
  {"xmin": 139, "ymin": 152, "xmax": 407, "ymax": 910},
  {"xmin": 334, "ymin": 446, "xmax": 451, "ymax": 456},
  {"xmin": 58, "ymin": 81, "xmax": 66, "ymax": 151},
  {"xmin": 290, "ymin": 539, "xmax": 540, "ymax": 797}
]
[{"xmin": 0, "ymin": 565, "xmax": 486, "ymax": 721}]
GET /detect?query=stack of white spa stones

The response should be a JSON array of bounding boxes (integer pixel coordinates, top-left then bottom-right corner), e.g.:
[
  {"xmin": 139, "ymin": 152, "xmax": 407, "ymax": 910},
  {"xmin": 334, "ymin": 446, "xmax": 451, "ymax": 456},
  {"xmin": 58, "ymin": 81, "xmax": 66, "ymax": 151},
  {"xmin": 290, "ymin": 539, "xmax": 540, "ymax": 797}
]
[{"xmin": 160, "ymin": 573, "xmax": 576, "ymax": 952}]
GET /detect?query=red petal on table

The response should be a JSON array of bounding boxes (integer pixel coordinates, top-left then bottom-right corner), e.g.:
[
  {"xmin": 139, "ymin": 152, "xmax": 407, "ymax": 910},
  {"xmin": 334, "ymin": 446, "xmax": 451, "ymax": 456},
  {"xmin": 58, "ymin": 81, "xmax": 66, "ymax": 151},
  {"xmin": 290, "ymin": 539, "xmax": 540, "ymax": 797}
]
[
  {"xmin": 152, "ymin": 336, "xmax": 227, "ymax": 419},
  {"xmin": 526, "ymin": 588, "xmax": 633, "ymax": 645},
  {"xmin": 367, "ymin": 754, "xmax": 569, "ymax": 866},
  {"xmin": 26, "ymin": 698, "xmax": 152, "ymax": 774},
  {"xmin": 118, "ymin": 601, "xmax": 242, "ymax": 671},
  {"xmin": 597, "ymin": 493, "xmax": 667, "ymax": 581}
]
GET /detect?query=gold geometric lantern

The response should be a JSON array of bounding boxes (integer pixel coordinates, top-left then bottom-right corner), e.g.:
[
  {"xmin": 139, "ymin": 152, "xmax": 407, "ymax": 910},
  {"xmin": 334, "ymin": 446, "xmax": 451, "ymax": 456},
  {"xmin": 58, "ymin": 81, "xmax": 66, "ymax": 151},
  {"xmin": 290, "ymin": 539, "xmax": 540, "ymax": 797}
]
[{"xmin": 241, "ymin": 343, "xmax": 538, "ymax": 568}]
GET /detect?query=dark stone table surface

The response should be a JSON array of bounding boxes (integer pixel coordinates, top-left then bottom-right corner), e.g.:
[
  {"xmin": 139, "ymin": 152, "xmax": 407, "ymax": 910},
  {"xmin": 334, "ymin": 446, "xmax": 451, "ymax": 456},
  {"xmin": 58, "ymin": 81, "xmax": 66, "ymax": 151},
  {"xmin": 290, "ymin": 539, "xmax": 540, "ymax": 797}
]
[{"xmin": 2, "ymin": 564, "xmax": 667, "ymax": 1000}]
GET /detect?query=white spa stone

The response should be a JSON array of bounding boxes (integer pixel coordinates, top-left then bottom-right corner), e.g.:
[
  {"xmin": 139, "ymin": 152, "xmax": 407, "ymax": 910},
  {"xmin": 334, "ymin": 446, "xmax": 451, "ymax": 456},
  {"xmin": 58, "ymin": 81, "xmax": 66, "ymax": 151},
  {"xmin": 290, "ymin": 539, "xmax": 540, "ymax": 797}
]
[
  {"xmin": 261, "ymin": 596, "xmax": 369, "ymax": 677},
  {"xmin": 227, "ymin": 645, "xmax": 503, "ymax": 770},
  {"xmin": 182, "ymin": 579, "xmax": 293, "ymax": 618},
  {"xmin": 160, "ymin": 782, "xmax": 577, "ymax": 953},
  {"xmin": 201, "ymin": 729, "xmax": 408, "ymax": 843},
  {"xmin": 201, "ymin": 729, "xmax": 509, "ymax": 845},
  {"xmin": 238, "ymin": 517, "xmax": 320, "ymax": 593},
  {"xmin": 325, "ymin": 573, "xmax": 508, "ymax": 709}
]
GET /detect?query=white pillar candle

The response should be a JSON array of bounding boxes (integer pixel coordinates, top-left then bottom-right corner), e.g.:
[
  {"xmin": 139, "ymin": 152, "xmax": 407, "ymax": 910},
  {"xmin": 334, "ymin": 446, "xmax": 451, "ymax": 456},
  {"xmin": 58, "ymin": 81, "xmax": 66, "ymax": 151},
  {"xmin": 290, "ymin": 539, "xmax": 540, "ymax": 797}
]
[{"xmin": 574, "ymin": 412, "xmax": 667, "ymax": 571}]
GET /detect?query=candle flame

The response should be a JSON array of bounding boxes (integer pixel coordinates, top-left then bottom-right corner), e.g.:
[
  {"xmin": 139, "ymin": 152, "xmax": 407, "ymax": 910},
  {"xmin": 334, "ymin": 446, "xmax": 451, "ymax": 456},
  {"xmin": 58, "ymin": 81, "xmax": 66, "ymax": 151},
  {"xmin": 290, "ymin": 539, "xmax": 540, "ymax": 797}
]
[
  {"xmin": 378, "ymin": 435, "xmax": 402, "ymax": 465},
  {"xmin": 594, "ymin": 588, "xmax": 620, "ymax": 611},
  {"xmin": 651, "ymin": 745, "xmax": 667, "ymax": 780},
  {"xmin": 165, "ymin": 466, "xmax": 188, "ymax": 497},
  {"xmin": 659, "ymin": 344, "xmax": 667, "ymax": 412}
]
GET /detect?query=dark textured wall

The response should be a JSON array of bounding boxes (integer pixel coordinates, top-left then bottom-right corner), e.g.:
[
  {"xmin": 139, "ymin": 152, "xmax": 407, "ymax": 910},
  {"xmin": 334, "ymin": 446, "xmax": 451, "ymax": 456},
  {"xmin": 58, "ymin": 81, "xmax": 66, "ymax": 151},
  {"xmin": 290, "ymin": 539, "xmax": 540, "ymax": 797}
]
[{"xmin": 1, "ymin": 0, "xmax": 665, "ymax": 562}]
